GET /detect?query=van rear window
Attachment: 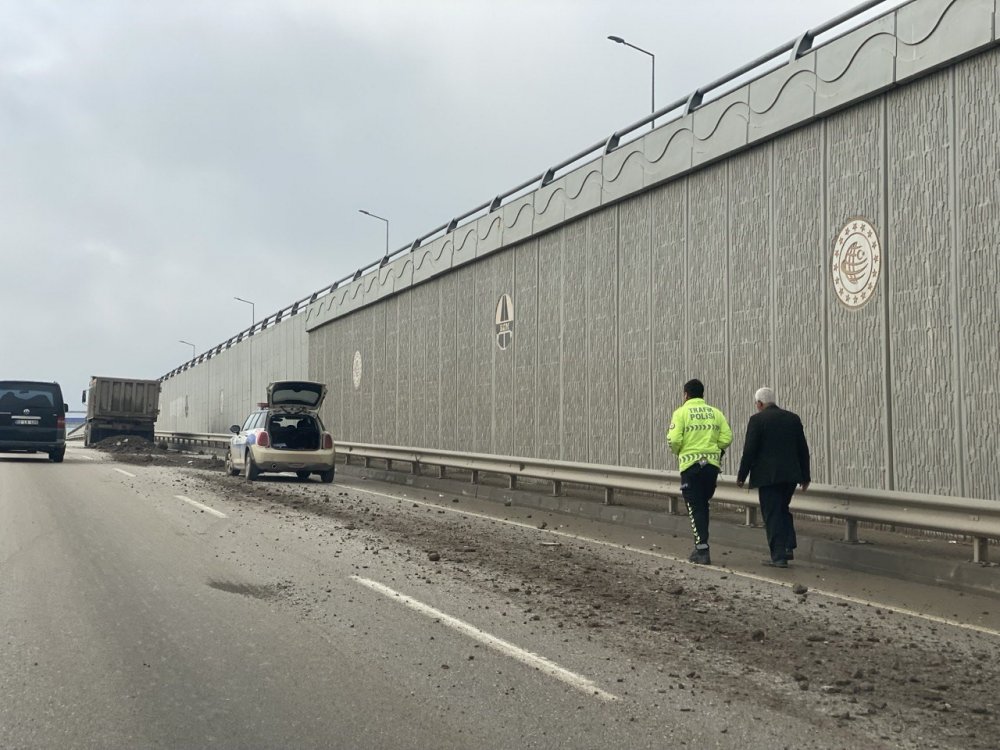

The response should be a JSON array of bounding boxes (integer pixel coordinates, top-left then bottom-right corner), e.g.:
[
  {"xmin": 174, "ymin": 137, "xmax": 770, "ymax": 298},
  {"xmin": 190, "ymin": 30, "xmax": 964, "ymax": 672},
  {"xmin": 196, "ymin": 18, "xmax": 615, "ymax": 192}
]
[{"xmin": 0, "ymin": 385, "xmax": 58, "ymax": 409}]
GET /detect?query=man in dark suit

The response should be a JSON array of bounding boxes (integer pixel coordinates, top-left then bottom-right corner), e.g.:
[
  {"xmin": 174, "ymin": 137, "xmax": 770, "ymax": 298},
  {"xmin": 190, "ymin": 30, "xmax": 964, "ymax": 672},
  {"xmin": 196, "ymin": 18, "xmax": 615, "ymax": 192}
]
[{"xmin": 736, "ymin": 387, "xmax": 811, "ymax": 568}]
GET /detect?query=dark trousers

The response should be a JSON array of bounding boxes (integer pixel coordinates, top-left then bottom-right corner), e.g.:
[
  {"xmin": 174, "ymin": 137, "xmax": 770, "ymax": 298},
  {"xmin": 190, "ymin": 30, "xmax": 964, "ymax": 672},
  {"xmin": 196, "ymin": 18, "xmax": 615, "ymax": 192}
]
[
  {"xmin": 758, "ymin": 483, "xmax": 797, "ymax": 561},
  {"xmin": 681, "ymin": 463, "xmax": 719, "ymax": 548}
]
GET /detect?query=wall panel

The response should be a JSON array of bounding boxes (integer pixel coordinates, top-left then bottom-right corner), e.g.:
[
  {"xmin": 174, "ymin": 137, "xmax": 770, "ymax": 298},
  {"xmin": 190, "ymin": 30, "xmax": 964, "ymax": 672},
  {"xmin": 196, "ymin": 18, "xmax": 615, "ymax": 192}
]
[
  {"xmin": 513, "ymin": 241, "xmax": 539, "ymax": 457},
  {"xmin": 618, "ymin": 196, "xmax": 651, "ymax": 469},
  {"xmin": 825, "ymin": 99, "xmax": 887, "ymax": 488},
  {"xmin": 955, "ymin": 52, "xmax": 1000, "ymax": 500},
  {"xmin": 771, "ymin": 127, "xmax": 828, "ymax": 480},
  {"xmin": 536, "ymin": 233, "xmax": 563, "ymax": 460},
  {"xmin": 887, "ymin": 73, "xmax": 959, "ymax": 495},
  {"xmin": 561, "ymin": 222, "xmax": 587, "ymax": 461}
]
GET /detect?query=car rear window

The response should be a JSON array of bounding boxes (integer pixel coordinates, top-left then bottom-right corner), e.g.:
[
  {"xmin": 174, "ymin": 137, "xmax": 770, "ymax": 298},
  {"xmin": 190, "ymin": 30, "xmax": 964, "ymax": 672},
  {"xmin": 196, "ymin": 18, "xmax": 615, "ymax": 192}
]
[
  {"xmin": 0, "ymin": 383, "xmax": 61, "ymax": 410},
  {"xmin": 271, "ymin": 386, "xmax": 321, "ymax": 407}
]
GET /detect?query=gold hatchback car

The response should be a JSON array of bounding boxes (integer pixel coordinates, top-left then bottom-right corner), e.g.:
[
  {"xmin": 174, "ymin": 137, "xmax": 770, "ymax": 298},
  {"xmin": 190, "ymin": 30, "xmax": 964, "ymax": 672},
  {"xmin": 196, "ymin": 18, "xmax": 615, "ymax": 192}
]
[{"xmin": 225, "ymin": 380, "xmax": 335, "ymax": 483}]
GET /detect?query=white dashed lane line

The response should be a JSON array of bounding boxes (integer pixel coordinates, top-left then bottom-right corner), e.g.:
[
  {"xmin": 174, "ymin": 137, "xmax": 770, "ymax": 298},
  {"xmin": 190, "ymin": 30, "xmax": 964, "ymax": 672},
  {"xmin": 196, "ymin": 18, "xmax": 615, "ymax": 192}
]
[
  {"xmin": 353, "ymin": 575, "xmax": 618, "ymax": 702},
  {"xmin": 113, "ymin": 468, "xmax": 136, "ymax": 478},
  {"xmin": 174, "ymin": 495, "xmax": 227, "ymax": 519}
]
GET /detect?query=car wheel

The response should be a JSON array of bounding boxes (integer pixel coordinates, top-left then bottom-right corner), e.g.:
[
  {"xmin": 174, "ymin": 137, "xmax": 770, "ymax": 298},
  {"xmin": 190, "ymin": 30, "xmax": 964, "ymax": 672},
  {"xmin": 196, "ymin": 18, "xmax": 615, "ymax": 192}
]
[
  {"xmin": 244, "ymin": 452, "xmax": 260, "ymax": 481},
  {"xmin": 319, "ymin": 467, "xmax": 335, "ymax": 484},
  {"xmin": 49, "ymin": 448, "xmax": 65, "ymax": 463},
  {"xmin": 225, "ymin": 452, "xmax": 239, "ymax": 476},
  {"xmin": 295, "ymin": 471, "xmax": 311, "ymax": 480}
]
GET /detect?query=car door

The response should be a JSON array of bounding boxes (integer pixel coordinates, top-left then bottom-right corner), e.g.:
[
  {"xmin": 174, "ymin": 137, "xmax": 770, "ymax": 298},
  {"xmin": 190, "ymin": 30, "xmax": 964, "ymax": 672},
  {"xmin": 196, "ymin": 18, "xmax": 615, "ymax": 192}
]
[{"xmin": 230, "ymin": 412, "xmax": 260, "ymax": 468}]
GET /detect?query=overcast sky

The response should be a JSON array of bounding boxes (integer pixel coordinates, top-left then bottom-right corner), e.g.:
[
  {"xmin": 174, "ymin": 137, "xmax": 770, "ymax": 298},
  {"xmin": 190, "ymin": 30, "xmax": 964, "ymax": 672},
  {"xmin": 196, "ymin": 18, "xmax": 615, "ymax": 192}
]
[{"xmin": 1, "ymin": 0, "xmax": 906, "ymax": 408}]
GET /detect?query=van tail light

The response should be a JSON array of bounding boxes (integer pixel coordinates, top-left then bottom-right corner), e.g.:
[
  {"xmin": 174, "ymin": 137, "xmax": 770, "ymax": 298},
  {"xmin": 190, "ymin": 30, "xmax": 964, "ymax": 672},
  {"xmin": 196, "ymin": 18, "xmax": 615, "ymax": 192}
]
[
  {"xmin": 56, "ymin": 415, "xmax": 65, "ymax": 429},
  {"xmin": 322, "ymin": 432, "xmax": 333, "ymax": 450},
  {"xmin": 257, "ymin": 431, "xmax": 270, "ymax": 448}
]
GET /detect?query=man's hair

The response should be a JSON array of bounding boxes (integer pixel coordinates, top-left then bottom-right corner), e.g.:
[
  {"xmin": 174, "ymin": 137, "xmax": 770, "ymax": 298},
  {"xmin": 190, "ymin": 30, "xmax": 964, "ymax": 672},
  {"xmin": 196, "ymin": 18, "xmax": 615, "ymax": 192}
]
[
  {"xmin": 684, "ymin": 379, "xmax": 705, "ymax": 399},
  {"xmin": 754, "ymin": 386, "xmax": 776, "ymax": 405}
]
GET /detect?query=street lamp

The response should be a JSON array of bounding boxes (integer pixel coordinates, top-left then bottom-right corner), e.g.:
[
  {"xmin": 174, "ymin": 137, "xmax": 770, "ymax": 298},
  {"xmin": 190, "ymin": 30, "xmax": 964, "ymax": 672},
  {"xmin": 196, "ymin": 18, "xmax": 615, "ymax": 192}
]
[
  {"xmin": 358, "ymin": 209, "xmax": 389, "ymax": 257},
  {"xmin": 608, "ymin": 35, "xmax": 656, "ymax": 130},
  {"xmin": 179, "ymin": 340, "xmax": 195, "ymax": 359},
  {"xmin": 234, "ymin": 296, "xmax": 255, "ymax": 407}
]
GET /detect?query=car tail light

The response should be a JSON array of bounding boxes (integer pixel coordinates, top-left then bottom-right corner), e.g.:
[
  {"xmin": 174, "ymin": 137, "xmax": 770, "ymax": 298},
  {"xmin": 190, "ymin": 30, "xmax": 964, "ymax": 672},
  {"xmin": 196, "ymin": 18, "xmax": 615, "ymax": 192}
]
[
  {"xmin": 56, "ymin": 415, "xmax": 65, "ymax": 429},
  {"xmin": 257, "ymin": 431, "xmax": 270, "ymax": 448},
  {"xmin": 322, "ymin": 432, "xmax": 333, "ymax": 450}
]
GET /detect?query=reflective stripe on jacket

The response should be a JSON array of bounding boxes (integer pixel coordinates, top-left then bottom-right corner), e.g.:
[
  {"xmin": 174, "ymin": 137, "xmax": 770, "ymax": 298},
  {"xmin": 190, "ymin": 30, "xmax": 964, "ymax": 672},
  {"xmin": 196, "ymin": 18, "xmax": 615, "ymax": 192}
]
[{"xmin": 667, "ymin": 398, "xmax": 733, "ymax": 472}]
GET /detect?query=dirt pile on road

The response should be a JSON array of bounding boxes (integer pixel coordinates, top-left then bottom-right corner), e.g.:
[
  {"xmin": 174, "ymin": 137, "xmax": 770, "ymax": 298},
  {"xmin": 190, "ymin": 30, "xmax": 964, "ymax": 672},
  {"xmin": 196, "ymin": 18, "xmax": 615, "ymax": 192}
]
[{"xmin": 94, "ymin": 436, "xmax": 221, "ymax": 468}]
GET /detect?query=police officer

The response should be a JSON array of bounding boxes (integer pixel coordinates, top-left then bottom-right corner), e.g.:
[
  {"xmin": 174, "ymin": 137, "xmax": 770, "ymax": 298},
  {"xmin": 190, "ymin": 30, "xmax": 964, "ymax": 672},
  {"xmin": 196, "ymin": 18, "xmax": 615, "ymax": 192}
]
[
  {"xmin": 736, "ymin": 386, "xmax": 811, "ymax": 568},
  {"xmin": 668, "ymin": 379, "xmax": 732, "ymax": 565}
]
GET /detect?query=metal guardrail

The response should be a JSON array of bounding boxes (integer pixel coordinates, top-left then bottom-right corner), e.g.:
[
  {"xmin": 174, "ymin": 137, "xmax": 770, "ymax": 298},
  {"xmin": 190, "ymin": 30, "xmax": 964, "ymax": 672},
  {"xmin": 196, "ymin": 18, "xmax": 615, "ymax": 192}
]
[
  {"xmin": 156, "ymin": 431, "xmax": 997, "ymax": 563},
  {"xmin": 161, "ymin": 0, "xmax": 900, "ymax": 382}
]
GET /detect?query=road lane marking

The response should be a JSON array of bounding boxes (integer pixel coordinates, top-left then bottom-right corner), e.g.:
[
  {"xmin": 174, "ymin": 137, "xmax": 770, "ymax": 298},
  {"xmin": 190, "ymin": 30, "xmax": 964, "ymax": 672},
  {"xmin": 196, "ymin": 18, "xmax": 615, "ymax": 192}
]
[
  {"xmin": 113, "ymin": 468, "xmax": 136, "ymax": 478},
  {"xmin": 342, "ymin": 483, "xmax": 1000, "ymax": 639},
  {"xmin": 174, "ymin": 495, "xmax": 227, "ymax": 519},
  {"xmin": 352, "ymin": 576, "xmax": 618, "ymax": 702},
  {"xmin": 73, "ymin": 454, "xmax": 95, "ymax": 461}
]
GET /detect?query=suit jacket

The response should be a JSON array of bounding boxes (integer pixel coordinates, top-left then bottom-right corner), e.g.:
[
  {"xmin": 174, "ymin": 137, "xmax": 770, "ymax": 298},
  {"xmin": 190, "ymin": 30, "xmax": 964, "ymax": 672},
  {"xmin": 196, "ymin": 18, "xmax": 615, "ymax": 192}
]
[{"xmin": 737, "ymin": 404, "xmax": 811, "ymax": 488}]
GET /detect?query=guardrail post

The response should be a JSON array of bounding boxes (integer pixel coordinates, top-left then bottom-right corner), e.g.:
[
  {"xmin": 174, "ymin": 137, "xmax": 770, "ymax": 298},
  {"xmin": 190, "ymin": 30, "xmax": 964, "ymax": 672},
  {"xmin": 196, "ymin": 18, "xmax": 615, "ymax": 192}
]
[
  {"xmin": 471, "ymin": 470, "xmax": 479, "ymax": 485},
  {"xmin": 364, "ymin": 456, "xmax": 371, "ymax": 468},
  {"xmin": 552, "ymin": 480, "xmax": 562, "ymax": 497},
  {"xmin": 604, "ymin": 487, "xmax": 615, "ymax": 505},
  {"xmin": 745, "ymin": 507, "xmax": 758, "ymax": 526},
  {"xmin": 508, "ymin": 475, "xmax": 517, "ymax": 490},
  {"xmin": 412, "ymin": 461, "xmax": 421, "ymax": 476},
  {"xmin": 972, "ymin": 537, "xmax": 989, "ymax": 564},
  {"xmin": 667, "ymin": 496, "xmax": 679, "ymax": 514},
  {"xmin": 844, "ymin": 519, "xmax": 860, "ymax": 543},
  {"xmin": 438, "ymin": 466, "xmax": 445, "ymax": 478}
]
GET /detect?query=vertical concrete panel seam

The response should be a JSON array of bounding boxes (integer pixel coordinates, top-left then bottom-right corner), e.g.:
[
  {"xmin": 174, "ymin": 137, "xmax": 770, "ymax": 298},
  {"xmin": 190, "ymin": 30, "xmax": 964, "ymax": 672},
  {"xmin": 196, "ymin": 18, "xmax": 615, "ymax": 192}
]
[
  {"xmin": 512, "ymin": 247, "xmax": 518, "ymax": 455},
  {"xmin": 948, "ymin": 65, "xmax": 965, "ymax": 495},
  {"xmin": 436, "ymin": 284, "xmax": 442, "ymax": 448},
  {"xmin": 724, "ymin": 161, "xmax": 732, "ymax": 418},
  {"xmin": 684, "ymin": 178, "xmax": 690, "ymax": 371},
  {"xmin": 881, "ymin": 95, "xmax": 894, "ymax": 491},
  {"xmin": 614, "ymin": 205, "xmax": 621, "ymax": 466},
  {"xmin": 769, "ymin": 142, "xmax": 776, "ymax": 389},
  {"xmin": 647, "ymin": 195, "xmax": 655, "ymax": 468},
  {"xmin": 583, "ymin": 223, "xmax": 590, "ymax": 462},
  {"xmin": 561, "ymin": 230, "xmax": 568, "ymax": 461},
  {"xmin": 821, "ymin": 119, "xmax": 832, "ymax": 484}
]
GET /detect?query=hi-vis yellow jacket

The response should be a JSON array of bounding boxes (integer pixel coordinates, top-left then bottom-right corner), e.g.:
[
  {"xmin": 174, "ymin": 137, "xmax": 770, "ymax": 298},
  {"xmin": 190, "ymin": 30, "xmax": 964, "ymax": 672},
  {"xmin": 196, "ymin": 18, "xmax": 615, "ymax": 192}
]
[{"xmin": 667, "ymin": 398, "xmax": 733, "ymax": 472}]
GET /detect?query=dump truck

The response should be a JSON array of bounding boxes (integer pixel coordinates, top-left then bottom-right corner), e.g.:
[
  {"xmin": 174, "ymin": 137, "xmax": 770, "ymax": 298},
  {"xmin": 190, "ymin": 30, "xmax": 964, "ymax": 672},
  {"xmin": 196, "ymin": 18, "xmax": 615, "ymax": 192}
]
[{"xmin": 82, "ymin": 376, "xmax": 161, "ymax": 447}]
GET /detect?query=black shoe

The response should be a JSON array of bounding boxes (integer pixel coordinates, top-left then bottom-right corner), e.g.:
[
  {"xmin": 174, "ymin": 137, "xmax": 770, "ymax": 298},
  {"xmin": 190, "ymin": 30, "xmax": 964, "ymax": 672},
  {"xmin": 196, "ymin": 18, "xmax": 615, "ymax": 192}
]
[
  {"xmin": 688, "ymin": 548, "xmax": 711, "ymax": 565},
  {"xmin": 762, "ymin": 558, "xmax": 788, "ymax": 568},
  {"xmin": 785, "ymin": 550, "xmax": 795, "ymax": 561}
]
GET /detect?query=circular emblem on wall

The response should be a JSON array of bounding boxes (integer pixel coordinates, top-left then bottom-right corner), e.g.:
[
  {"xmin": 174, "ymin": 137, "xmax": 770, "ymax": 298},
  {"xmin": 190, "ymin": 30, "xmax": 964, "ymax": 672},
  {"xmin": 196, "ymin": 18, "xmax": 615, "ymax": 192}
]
[
  {"xmin": 832, "ymin": 218, "xmax": 882, "ymax": 309},
  {"xmin": 495, "ymin": 294, "xmax": 514, "ymax": 350},
  {"xmin": 352, "ymin": 350, "xmax": 362, "ymax": 389}
]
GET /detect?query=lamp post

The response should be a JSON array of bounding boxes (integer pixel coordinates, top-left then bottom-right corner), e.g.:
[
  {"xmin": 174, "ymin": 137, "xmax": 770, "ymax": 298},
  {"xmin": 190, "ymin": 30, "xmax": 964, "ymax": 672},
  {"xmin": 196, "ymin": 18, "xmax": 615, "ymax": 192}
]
[
  {"xmin": 358, "ymin": 209, "xmax": 389, "ymax": 257},
  {"xmin": 234, "ymin": 296, "xmax": 255, "ymax": 407},
  {"xmin": 179, "ymin": 340, "xmax": 195, "ymax": 359},
  {"xmin": 608, "ymin": 35, "xmax": 656, "ymax": 130}
]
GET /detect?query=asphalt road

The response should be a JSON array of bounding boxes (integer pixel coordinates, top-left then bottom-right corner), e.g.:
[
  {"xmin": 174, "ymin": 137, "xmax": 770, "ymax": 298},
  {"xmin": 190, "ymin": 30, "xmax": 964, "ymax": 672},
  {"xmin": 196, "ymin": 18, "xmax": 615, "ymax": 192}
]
[{"xmin": 2, "ymin": 447, "xmax": 998, "ymax": 749}]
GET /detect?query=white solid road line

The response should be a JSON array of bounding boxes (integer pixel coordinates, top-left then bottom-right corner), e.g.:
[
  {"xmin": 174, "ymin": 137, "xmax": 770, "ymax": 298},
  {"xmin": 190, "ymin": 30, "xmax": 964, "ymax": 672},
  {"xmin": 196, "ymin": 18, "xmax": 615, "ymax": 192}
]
[
  {"xmin": 174, "ymin": 495, "xmax": 227, "ymax": 519},
  {"xmin": 343, "ymin": 483, "xmax": 1000, "ymax": 640},
  {"xmin": 113, "ymin": 468, "xmax": 136, "ymax": 478},
  {"xmin": 352, "ymin": 575, "xmax": 619, "ymax": 702}
]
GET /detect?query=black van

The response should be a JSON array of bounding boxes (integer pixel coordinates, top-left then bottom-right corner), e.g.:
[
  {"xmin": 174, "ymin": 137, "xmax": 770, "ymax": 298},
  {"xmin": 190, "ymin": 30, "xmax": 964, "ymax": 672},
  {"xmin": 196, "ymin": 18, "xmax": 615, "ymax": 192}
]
[{"xmin": 0, "ymin": 380, "xmax": 68, "ymax": 462}]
